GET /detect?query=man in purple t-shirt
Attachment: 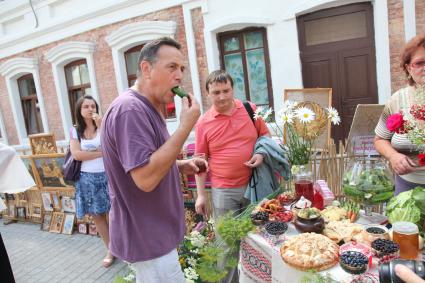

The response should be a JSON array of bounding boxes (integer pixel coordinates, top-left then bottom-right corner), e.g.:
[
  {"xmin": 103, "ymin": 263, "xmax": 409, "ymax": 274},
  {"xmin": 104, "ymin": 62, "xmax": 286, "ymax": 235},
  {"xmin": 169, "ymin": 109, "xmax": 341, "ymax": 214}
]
[{"xmin": 101, "ymin": 37, "xmax": 204, "ymax": 282}]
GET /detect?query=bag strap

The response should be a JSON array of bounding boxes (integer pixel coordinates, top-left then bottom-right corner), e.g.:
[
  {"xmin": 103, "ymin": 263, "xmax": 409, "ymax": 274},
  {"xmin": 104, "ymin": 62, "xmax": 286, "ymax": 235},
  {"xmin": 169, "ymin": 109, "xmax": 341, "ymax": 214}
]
[{"xmin": 243, "ymin": 101, "xmax": 259, "ymax": 137}]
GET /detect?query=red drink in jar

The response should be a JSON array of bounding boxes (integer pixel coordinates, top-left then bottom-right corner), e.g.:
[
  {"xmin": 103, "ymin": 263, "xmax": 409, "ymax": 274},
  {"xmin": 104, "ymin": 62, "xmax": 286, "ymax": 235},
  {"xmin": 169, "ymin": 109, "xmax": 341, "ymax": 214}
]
[{"xmin": 295, "ymin": 180, "xmax": 314, "ymax": 202}]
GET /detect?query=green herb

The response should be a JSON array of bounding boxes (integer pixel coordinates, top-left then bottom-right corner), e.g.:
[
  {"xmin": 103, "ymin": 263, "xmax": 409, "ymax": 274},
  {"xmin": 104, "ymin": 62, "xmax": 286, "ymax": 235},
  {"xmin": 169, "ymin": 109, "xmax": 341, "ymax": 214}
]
[
  {"xmin": 299, "ymin": 270, "xmax": 336, "ymax": 283},
  {"xmin": 172, "ymin": 86, "xmax": 188, "ymax": 98},
  {"xmin": 216, "ymin": 213, "xmax": 255, "ymax": 249}
]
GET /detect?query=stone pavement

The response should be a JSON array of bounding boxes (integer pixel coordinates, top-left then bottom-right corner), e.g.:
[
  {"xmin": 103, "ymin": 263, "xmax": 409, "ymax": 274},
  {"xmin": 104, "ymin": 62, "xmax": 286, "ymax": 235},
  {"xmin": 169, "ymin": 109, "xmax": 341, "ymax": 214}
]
[{"xmin": 0, "ymin": 219, "xmax": 129, "ymax": 283}]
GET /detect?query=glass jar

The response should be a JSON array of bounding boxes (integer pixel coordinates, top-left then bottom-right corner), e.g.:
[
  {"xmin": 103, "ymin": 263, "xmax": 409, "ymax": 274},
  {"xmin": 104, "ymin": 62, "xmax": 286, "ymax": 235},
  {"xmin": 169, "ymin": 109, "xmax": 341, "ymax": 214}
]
[
  {"xmin": 294, "ymin": 166, "xmax": 314, "ymax": 202},
  {"xmin": 342, "ymin": 157, "xmax": 394, "ymax": 215},
  {"xmin": 392, "ymin": 222, "xmax": 419, "ymax": 260}
]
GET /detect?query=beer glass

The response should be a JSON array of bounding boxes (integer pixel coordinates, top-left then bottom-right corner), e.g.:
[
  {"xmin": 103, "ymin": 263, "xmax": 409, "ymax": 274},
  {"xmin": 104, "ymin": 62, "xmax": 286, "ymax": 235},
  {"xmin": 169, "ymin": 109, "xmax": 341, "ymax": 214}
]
[{"xmin": 392, "ymin": 221, "xmax": 419, "ymax": 260}]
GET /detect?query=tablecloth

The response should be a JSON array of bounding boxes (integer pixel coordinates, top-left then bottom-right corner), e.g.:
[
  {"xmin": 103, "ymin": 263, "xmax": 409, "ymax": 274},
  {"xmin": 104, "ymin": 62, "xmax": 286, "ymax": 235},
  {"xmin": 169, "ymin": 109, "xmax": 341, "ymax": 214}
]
[{"xmin": 238, "ymin": 212, "xmax": 421, "ymax": 283}]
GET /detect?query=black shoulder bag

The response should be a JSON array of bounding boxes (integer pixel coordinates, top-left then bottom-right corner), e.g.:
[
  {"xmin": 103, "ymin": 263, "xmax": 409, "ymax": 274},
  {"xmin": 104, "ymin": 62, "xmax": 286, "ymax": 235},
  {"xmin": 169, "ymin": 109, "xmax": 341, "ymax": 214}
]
[{"xmin": 63, "ymin": 130, "xmax": 82, "ymax": 182}]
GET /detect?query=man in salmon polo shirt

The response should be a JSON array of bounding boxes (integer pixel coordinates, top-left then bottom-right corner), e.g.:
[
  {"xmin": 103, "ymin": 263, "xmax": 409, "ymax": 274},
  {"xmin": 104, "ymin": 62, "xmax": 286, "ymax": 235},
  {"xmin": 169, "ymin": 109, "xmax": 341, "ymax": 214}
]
[{"xmin": 195, "ymin": 70, "xmax": 270, "ymax": 219}]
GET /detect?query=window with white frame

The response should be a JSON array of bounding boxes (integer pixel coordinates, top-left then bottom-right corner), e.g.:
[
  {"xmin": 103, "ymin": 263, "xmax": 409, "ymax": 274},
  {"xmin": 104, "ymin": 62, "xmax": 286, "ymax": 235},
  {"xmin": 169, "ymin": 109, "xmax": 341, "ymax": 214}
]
[
  {"xmin": 17, "ymin": 74, "xmax": 44, "ymax": 135},
  {"xmin": 64, "ymin": 59, "xmax": 91, "ymax": 124},
  {"xmin": 0, "ymin": 57, "xmax": 49, "ymax": 144}
]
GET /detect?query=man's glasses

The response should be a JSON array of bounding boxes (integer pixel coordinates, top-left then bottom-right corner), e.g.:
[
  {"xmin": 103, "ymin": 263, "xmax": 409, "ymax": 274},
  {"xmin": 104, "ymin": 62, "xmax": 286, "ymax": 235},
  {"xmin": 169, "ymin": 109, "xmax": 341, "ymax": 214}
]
[{"xmin": 410, "ymin": 60, "xmax": 425, "ymax": 69}]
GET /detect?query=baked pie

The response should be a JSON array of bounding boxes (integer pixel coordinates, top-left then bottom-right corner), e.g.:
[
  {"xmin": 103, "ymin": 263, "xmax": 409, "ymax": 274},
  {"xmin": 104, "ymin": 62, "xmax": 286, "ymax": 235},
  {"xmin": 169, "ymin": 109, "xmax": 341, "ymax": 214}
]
[
  {"xmin": 280, "ymin": 233, "xmax": 339, "ymax": 271},
  {"xmin": 323, "ymin": 220, "xmax": 364, "ymax": 243}
]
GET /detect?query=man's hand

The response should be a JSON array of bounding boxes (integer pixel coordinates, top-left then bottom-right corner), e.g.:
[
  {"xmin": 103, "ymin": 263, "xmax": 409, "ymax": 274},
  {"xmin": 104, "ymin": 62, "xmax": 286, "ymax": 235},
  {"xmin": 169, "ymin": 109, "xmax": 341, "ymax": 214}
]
[
  {"xmin": 178, "ymin": 158, "xmax": 208, "ymax": 175},
  {"xmin": 244, "ymin": 153, "xmax": 264, "ymax": 168},
  {"xmin": 389, "ymin": 152, "xmax": 416, "ymax": 175},
  {"xmin": 195, "ymin": 194, "xmax": 208, "ymax": 216},
  {"xmin": 179, "ymin": 93, "xmax": 200, "ymax": 132},
  {"xmin": 395, "ymin": 264, "xmax": 425, "ymax": 283}
]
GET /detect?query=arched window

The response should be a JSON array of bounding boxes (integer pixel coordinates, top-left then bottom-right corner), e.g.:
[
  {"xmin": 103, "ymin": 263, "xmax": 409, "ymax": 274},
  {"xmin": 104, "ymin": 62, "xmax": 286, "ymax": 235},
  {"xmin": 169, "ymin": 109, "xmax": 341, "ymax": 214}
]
[
  {"xmin": 65, "ymin": 59, "xmax": 91, "ymax": 124},
  {"xmin": 124, "ymin": 45, "xmax": 176, "ymax": 119},
  {"xmin": 17, "ymin": 74, "xmax": 44, "ymax": 135}
]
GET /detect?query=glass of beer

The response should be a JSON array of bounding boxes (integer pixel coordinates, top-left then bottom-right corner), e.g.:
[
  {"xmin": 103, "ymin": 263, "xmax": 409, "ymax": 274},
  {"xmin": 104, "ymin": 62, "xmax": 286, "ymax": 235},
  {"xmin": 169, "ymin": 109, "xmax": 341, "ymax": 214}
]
[{"xmin": 392, "ymin": 222, "xmax": 419, "ymax": 260}]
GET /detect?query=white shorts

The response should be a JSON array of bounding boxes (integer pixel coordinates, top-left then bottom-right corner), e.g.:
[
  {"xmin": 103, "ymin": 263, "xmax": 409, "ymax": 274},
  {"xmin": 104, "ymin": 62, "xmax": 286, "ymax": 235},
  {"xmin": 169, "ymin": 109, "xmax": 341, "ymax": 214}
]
[{"xmin": 132, "ymin": 249, "xmax": 184, "ymax": 283}]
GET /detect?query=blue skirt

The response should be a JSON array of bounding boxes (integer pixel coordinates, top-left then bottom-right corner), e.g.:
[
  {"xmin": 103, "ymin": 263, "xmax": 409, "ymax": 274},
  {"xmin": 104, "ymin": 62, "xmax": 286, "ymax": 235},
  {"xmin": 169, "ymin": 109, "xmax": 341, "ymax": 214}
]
[{"xmin": 75, "ymin": 171, "xmax": 111, "ymax": 219}]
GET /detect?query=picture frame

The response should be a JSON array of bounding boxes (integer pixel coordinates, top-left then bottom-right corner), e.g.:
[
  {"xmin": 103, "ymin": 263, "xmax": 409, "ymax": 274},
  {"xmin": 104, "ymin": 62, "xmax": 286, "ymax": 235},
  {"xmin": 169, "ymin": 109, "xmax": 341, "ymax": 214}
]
[
  {"xmin": 61, "ymin": 197, "xmax": 76, "ymax": 213},
  {"xmin": 62, "ymin": 214, "xmax": 75, "ymax": 235},
  {"xmin": 284, "ymin": 88, "xmax": 333, "ymax": 149},
  {"xmin": 50, "ymin": 192, "xmax": 61, "ymax": 211},
  {"xmin": 88, "ymin": 224, "xmax": 97, "ymax": 236},
  {"xmin": 41, "ymin": 192, "xmax": 53, "ymax": 212},
  {"xmin": 8, "ymin": 205, "xmax": 16, "ymax": 218},
  {"xmin": 41, "ymin": 212, "xmax": 52, "ymax": 231},
  {"xmin": 78, "ymin": 223, "xmax": 88, "ymax": 234},
  {"xmin": 28, "ymin": 133, "xmax": 57, "ymax": 155},
  {"xmin": 16, "ymin": 207, "xmax": 26, "ymax": 219},
  {"xmin": 49, "ymin": 212, "xmax": 65, "ymax": 233},
  {"xmin": 32, "ymin": 154, "xmax": 74, "ymax": 188},
  {"xmin": 31, "ymin": 205, "xmax": 42, "ymax": 218},
  {"xmin": 19, "ymin": 155, "xmax": 39, "ymax": 186}
]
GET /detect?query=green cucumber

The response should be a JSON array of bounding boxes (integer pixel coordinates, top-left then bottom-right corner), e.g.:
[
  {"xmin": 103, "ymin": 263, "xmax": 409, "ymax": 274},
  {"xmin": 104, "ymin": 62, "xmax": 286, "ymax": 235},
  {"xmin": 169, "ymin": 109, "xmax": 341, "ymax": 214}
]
[
  {"xmin": 172, "ymin": 86, "xmax": 188, "ymax": 98},
  {"xmin": 370, "ymin": 191, "xmax": 394, "ymax": 203},
  {"xmin": 342, "ymin": 185, "xmax": 365, "ymax": 198}
]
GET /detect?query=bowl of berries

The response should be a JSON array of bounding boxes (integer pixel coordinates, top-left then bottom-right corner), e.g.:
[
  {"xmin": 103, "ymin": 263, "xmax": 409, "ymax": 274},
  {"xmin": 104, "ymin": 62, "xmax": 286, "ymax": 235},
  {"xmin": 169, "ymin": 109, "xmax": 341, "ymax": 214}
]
[
  {"xmin": 339, "ymin": 251, "xmax": 369, "ymax": 275},
  {"xmin": 371, "ymin": 238, "xmax": 400, "ymax": 263},
  {"xmin": 264, "ymin": 221, "xmax": 288, "ymax": 244},
  {"xmin": 365, "ymin": 224, "xmax": 389, "ymax": 242},
  {"xmin": 250, "ymin": 211, "xmax": 269, "ymax": 226}
]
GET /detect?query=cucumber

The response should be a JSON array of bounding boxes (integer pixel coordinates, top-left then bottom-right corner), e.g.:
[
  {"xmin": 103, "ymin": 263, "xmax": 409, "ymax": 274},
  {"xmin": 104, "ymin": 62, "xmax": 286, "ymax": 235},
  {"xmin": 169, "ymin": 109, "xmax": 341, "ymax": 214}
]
[
  {"xmin": 342, "ymin": 185, "xmax": 365, "ymax": 198},
  {"xmin": 370, "ymin": 191, "xmax": 394, "ymax": 203},
  {"xmin": 172, "ymin": 86, "xmax": 188, "ymax": 98}
]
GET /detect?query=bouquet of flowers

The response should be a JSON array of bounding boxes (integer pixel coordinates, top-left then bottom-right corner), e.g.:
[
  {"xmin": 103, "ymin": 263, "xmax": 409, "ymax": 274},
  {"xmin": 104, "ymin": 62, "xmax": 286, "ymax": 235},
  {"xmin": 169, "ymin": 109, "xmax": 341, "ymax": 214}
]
[
  {"xmin": 386, "ymin": 86, "xmax": 425, "ymax": 165},
  {"xmin": 254, "ymin": 100, "xmax": 340, "ymax": 166}
]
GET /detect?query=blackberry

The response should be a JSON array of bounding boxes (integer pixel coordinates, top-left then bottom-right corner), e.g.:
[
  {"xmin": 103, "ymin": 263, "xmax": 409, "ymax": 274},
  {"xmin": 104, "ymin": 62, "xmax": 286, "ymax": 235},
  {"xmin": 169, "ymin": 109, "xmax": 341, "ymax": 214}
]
[
  {"xmin": 366, "ymin": 227, "xmax": 385, "ymax": 234},
  {"xmin": 251, "ymin": 211, "xmax": 269, "ymax": 221},
  {"xmin": 371, "ymin": 239, "xmax": 399, "ymax": 255},
  {"xmin": 264, "ymin": 221, "xmax": 288, "ymax": 235}
]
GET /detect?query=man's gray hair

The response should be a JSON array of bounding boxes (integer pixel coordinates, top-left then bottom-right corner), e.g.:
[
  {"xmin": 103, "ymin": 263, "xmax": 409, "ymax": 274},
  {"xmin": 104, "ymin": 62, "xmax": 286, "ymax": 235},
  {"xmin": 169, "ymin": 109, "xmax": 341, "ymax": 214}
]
[{"xmin": 137, "ymin": 37, "xmax": 181, "ymax": 77}]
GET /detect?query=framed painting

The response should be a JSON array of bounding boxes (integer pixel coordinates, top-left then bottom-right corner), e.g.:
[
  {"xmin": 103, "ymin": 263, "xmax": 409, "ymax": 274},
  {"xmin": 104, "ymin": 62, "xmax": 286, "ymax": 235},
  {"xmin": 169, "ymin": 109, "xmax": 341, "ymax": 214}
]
[
  {"xmin": 30, "ymin": 205, "xmax": 42, "ymax": 218},
  {"xmin": 88, "ymin": 224, "xmax": 97, "ymax": 236},
  {"xmin": 32, "ymin": 154, "xmax": 74, "ymax": 188},
  {"xmin": 19, "ymin": 155, "xmax": 39, "ymax": 186},
  {"xmin": 28, "ymin": 133, "xmax": 57, "ymax": 155},
  {"xmin": 49, "ymin": 212, "xmax": 65, "ymax": 233},
  {"xmin": 78, "ymin": 223, "xmax": 88, "ymax": 234},
  {"xmin": 62, "ymin": 214, "xmax": 75, "ymax": 235},
  {"xmin": 41, "ymin": 212, "xmax": 52, "ymax": 231},
  {"xmin": 16, "ymin": 207, "xmax": 26, "ymax": 219},
  {"xmin": 41, "ymin": 192, "xmax": 53, "ymax": 212},
  {"xmin": 61, "ymin": 197, "xmax": 76, "ymax": 213},
  {"xmin": 283, "ymin": 88, "xmax": 332, "ymax": 149},
  {"xmin": 51, "ymin": 191, "xmax": 61, "ymax": 211}
]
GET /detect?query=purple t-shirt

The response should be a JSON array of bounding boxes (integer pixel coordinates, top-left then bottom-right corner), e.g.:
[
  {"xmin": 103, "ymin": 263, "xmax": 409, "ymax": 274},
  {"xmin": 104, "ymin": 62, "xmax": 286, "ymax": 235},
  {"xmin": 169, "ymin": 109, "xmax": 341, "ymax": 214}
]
[{"xmin": 101, "ymin": 89, "xmax": 185, "ymax": 262}]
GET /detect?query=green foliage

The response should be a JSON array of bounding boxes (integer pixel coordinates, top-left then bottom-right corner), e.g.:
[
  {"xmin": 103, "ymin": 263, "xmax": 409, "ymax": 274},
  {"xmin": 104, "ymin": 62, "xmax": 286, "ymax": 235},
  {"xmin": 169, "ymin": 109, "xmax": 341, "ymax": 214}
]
[
  {"xmin": 216, "ymin": 213, "xmax": 255, "ymax": 249},
  {"xmin": 299, "ymin": 270, "xmax": 336, "ymax": 283}
]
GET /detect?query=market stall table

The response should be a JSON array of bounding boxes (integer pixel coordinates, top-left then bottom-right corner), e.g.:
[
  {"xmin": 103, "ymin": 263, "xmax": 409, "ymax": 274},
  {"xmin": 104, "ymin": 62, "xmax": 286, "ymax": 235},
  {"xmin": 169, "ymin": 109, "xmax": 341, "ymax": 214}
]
[{"xmin": 239, "ymin": 212, "xmax": 423, "ymax": 283}]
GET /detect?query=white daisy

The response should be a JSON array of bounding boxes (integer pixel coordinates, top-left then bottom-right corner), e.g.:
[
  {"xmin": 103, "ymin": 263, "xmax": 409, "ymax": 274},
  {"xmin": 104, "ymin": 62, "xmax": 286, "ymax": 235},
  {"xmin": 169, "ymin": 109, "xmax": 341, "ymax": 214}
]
[
  {"xmin": 263, "ymin": 108, "xmax": 273, "ymax": 121},
  {"xmin": 253, "ymin": 106, "xmax": 264, "ymax": 120},
  {"xmin": 281, "ymin": 100, "xmax": 297, "ymax": 113},
  {"xmin": 326, "ymin": 107, "xmax": 341, "ymax": 125},
  {"xmin": 278, "ymin": 111, "xmax": 294, "ymax": 126},
  {"xmin": 295, "ymin": 107, "xmax": 315, "ymax": 123}
]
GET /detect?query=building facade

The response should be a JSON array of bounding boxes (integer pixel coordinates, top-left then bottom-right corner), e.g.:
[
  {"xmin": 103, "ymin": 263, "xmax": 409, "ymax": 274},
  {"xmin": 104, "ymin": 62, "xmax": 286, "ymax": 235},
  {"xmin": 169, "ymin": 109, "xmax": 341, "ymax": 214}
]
[{"xmin": 0, "ymin": 0, "xmax": 423, "ymax": 148}]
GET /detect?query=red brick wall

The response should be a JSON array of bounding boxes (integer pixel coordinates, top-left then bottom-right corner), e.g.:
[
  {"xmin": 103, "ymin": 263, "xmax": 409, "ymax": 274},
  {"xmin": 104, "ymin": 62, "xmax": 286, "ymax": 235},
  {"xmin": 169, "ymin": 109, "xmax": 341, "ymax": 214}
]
[
  {"xmin": 192, "ymin": 7, "xmax": 211, "ymax": 111},
  {"xmin": 416, "ymin": 0, "xmax": 425, "ymax": 34},
  {"xmin": 0, "ymin": 5, "xmax": 192, "ymax": 145},
  {"xmin": 387, "ymin": 0, "xmax": 407, "ymax": 94}
]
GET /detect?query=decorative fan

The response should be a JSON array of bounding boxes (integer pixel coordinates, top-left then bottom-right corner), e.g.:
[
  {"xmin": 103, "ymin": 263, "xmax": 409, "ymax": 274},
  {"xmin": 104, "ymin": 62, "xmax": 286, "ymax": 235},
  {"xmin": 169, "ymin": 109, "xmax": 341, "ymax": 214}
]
[{"xmin": 293, "ymin": 101, "xmax": 328, "ymax": 141}]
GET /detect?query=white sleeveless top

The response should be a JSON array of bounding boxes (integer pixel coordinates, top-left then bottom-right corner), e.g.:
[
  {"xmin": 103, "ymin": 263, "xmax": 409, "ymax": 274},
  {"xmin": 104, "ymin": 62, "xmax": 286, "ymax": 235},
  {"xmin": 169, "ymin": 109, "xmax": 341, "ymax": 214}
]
[{"xmin": 70, "ymin": 127, "xmax": 105, "ymax": 173}]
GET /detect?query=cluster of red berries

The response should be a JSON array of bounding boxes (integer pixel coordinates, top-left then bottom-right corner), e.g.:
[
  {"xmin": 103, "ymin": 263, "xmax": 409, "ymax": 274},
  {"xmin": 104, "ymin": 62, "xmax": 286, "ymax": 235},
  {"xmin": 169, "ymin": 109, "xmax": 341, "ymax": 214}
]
[{"xmin": 410, "ymin": 104, "xmax": 425, "ymax": 121}]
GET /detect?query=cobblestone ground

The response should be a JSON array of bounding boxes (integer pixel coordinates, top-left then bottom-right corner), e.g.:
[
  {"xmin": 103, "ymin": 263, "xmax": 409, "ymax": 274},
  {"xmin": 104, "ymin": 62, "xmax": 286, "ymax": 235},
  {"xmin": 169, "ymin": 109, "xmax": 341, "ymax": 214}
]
[{"xmin": 0, "ymin": 219, "xmax": 129, "ymax": 283}]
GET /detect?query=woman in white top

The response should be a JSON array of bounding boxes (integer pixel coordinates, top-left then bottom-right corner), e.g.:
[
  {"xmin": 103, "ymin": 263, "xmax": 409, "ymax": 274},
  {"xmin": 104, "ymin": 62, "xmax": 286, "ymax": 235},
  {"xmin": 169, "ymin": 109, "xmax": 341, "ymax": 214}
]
[{"xmin": 70, "ymin": 95, "xmax": 113, "ymax": 267}]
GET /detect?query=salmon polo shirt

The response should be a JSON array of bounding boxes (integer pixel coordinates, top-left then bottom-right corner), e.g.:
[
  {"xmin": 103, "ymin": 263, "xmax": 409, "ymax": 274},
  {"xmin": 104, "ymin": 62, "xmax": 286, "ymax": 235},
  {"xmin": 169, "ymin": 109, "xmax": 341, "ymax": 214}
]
[{"xmin": 195, "ymin": 99, "xmax": 269, "ymax": 188}]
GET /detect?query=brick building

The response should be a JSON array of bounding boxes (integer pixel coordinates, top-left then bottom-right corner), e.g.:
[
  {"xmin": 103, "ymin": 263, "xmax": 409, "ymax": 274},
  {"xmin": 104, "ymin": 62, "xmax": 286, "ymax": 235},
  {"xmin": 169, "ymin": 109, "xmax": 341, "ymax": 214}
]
[{"xmin": 0, "ymin": 0, "xmax": 423, "ymax": 148}]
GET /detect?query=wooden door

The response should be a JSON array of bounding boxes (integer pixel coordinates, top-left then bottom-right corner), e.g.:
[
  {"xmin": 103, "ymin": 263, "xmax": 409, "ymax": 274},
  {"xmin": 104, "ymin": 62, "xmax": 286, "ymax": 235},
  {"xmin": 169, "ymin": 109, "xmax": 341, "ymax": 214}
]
[{"xmin": 297, "ymin": 3, "xmax": 378, "ymax": 143}]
